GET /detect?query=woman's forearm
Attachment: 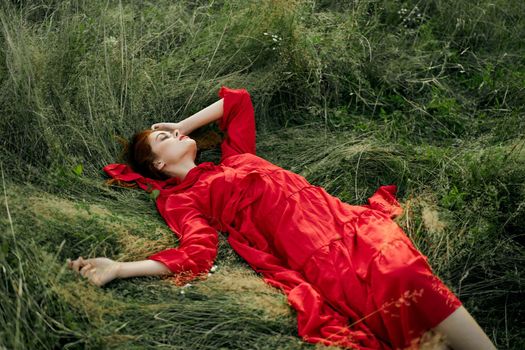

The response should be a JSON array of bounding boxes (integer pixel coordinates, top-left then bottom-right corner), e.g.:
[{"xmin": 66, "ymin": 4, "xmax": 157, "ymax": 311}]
[
  {"xmin": 117, "ymin": 259, "xmax": 173, "ymax": 278},
  {"xmin": 181, "ymin": 98, "xmax": 224, "ymax": 135}
]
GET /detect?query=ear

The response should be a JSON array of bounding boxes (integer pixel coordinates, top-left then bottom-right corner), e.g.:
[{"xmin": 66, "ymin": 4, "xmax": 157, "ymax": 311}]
[{"xmin": 154, "ymin": 159, "xmax": 165, "ymax": 171}]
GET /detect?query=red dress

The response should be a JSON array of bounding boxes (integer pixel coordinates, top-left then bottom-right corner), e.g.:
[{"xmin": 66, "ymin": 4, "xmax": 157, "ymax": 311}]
[{"xmin": 103, "ymin": 86, "xmax": 463, "ymax": 350}]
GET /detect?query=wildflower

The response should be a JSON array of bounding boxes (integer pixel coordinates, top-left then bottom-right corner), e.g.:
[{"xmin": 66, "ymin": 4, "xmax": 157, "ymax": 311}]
[
  {"xmin": 104, "ymin": 35, "xmax": 118, "ymax": 46},
  {"xmin": 210, "ymin": 265, "xmax": 218, "ymax": 273}
]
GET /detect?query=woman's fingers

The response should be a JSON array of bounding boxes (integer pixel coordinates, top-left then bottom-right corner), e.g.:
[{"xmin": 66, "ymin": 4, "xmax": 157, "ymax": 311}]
[
  {"xmin": 66, "ymin": 257, "xmax": 107, "ymax": 287},
  {"xmin": 152, "ymin": 122, "xmax": 177, "ymax": 131},
  {"xmin": 66, "ymin": 256, "xmax": 87, "ymax": 273},
  {"xmin": 66, "ymin": 256, "xmax": 116, "ymax": 287},
  {"xmin": 86, "ymin": 269, "xmax": 97, "ymax": 281},
  {"xmin": 72, "ymin": 256, "xmax": 84, "ymax": 272},
  {"xmin": 80, "ymin": 263, "xmax": 93, "ymax": 277},
  {"xmin": 83, "ymin": 267, "xmax": 101, "ymax": 286}
]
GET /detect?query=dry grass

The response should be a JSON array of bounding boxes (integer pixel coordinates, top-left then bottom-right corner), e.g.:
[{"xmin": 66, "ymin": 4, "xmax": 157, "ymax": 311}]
[{"xmin": 196, "ymin": 264, "xmax": 292, "ymax": 320}]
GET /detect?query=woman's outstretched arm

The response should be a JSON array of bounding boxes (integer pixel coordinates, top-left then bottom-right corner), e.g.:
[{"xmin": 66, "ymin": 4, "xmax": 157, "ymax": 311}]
[
  {"xmin": 117, "ymin": 259, "xmax": 172, "ymax": 278},
  {"xmin": 67, "ymin": 256, "xmax": 173, "ymax": 287}
]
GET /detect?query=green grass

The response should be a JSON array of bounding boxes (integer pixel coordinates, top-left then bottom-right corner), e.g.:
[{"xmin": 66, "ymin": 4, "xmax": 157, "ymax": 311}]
[{"xmin": 1, "ymin": 0, "xmax": 524, "ymax": 349}]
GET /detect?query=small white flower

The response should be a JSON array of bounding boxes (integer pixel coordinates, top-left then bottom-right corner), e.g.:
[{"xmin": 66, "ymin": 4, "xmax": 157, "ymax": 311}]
[
  {"xmin": 263, "ymin": 32, "xmax": 268, "ymax": 35},
  {"xmin": 180, "ymin": 290, "xmax": 185, "ymax": 294},
  {"xmin": 210, "ymin": 265, "xmax": 218, "ymax": 273},
  {"xmin": 183, "ymin": 283, "xmax": 192, "ymax": 288},
  {"xmin": 208, "ymin": 273, "xmax": 212, "ymax": 277},
  {"xmin": 104, "ymin": 35, "xmax": 118, "ymax": 46}
]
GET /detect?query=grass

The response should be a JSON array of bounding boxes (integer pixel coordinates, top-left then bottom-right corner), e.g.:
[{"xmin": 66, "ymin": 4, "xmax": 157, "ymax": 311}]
[{"xmin": 0, "ymin": 0, "xmax": 524, "ymax": 349}]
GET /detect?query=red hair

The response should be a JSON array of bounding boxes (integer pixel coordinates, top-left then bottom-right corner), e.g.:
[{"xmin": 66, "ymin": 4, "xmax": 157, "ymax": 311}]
[{"xmin": 105, "ymin": 128, "xmax": 224, "ymax": 189}]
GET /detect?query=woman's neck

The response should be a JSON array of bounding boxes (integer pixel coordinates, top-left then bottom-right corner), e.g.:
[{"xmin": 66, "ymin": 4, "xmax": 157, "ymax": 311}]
[{"xmin": 164, "ymin": 160, "xmax": 197, "ymax": 182}]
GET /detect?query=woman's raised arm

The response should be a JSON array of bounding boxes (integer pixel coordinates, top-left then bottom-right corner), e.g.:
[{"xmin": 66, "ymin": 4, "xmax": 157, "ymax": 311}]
[
  {"xmin": 151, "ymin": 86, "xmax": 256, "ymax": 162},
  {"xmin": 179, "ymin": 98, "xmax": 224, "ymax": 135},
  {"xmin": 215, "ymin": 86, "xmax": 256, "ymax": 161}
]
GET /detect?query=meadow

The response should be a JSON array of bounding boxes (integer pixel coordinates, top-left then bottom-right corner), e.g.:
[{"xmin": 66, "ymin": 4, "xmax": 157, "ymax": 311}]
[{"xmin": 0, "ymin": 0, "xmax": 523, "ymax": 349}]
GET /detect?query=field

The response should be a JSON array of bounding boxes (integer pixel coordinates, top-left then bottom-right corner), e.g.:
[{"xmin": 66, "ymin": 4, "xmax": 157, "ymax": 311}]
[{"xmin": 0, "ymin": 0, "xmax": 523, "ymax": 349}]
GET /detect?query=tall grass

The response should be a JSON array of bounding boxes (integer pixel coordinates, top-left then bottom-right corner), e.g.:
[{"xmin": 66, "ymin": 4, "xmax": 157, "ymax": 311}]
[{"xmin": 1, "ymin": 0, "xmax": 523, "ymax": 349}]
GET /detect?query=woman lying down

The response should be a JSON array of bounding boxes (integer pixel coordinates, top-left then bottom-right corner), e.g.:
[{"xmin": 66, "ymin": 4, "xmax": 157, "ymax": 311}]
[{"xmin": 67, "ymin": 86, "xmax": 497, "ymax": 350}]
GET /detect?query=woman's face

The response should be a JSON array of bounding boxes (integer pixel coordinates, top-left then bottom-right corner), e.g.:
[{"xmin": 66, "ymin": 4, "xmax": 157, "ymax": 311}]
[{"xmin": 148, "ymin": 129, "xmax": 196, "ymax": 171}]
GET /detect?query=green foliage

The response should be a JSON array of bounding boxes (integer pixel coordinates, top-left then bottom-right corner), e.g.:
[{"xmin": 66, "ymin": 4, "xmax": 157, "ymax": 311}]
[
  {"xmin": 72, "ymin": 163, "xmax": 83, "ymax": 176},
  {"xmin": 440, "ymin": 184, "xmax": 467, "ymax": 210}
]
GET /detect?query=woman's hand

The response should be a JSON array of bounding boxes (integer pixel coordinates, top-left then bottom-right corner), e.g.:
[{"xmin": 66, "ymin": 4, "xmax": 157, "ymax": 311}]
[
  {"xmin": 67, "ymin": 256, "xmax": 121, "ymax": 287},
  {"xmin": 151, "ymin": 121, "xmax": 189, "ymax": 135}
]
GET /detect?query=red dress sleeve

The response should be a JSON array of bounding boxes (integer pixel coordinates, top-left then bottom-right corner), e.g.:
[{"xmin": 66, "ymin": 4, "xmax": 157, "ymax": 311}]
[
  {"xmin": 216, "ymin": 86, "xmax": 256, "ymax": 162},
  {"xmin": 227, "ymin": 238, "xmax": 382, "ymax": 350},
  {"xmin": 147, "ymin": 194, "xmax": 219, "ymax": 285},
  {"xmin": 363, "ymin": 184, "xmax": 403, "ymax": 219}
]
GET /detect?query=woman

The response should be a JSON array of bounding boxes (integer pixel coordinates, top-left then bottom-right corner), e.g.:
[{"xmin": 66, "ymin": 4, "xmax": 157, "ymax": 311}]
[{"xmin": 67, "ymin": 86, "xmax": 497, "ymax": 350}]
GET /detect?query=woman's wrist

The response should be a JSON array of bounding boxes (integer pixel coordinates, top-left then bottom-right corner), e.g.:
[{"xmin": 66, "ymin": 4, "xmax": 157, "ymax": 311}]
[
  {"xmin": 179, "ymin": 119, "xmax": 193, "ymax": 136},
  {"xmin": 115, "ymin": 261, "xmax": 124, "ymax": 279}
]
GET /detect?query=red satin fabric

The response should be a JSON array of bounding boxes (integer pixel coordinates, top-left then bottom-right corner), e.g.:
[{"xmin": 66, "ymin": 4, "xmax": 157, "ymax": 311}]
[{"xmin": 103, "ymin": 86, "xmax": 462, "ymax": 350}]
